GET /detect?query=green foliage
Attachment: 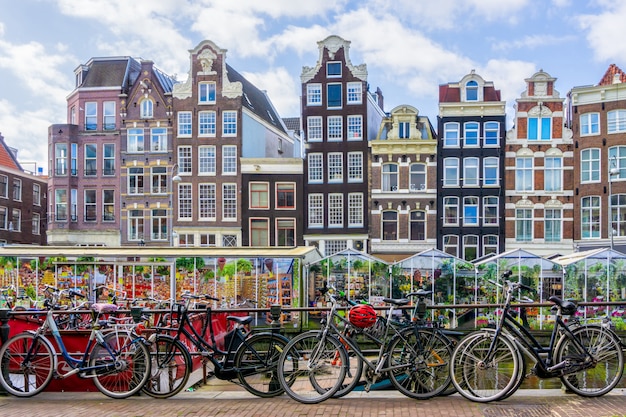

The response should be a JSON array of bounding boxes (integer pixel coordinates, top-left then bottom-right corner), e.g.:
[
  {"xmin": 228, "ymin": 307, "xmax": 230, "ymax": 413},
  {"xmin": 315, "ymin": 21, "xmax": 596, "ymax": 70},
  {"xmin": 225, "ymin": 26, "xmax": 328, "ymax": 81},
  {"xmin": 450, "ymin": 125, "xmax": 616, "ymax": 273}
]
[
  {"xmin": 176, "ymin": 257, "xmax": 206, "ymax": 272},
  {"xmin": 220, "ymin": 258, "xmax": 253, "ymax": 278}
]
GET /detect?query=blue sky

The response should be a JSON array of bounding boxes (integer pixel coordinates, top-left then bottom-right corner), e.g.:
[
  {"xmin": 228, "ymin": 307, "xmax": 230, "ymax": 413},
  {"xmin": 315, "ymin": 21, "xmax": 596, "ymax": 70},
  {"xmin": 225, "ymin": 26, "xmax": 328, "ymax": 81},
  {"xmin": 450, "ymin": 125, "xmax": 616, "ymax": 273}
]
[{"xmin": 1, "ymin": 0, "xmax": 625, "ymax": 171}]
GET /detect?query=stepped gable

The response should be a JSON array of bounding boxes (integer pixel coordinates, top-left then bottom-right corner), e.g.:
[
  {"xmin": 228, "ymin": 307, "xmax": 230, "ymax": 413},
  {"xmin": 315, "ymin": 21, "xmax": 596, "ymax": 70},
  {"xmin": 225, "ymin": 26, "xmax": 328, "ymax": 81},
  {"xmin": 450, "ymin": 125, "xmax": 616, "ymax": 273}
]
[{"xmin": 598, "ymin": 63, "xmax": 626, "ymax": 86}]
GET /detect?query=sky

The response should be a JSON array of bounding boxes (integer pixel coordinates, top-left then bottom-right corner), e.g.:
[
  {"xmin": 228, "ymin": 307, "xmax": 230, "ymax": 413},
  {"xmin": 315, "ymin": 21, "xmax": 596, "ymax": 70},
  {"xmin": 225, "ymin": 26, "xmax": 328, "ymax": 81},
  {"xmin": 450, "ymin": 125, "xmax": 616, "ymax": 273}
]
[{"xmin": 1, "ymin": 0, "xmax": 625, "ymax": 173}]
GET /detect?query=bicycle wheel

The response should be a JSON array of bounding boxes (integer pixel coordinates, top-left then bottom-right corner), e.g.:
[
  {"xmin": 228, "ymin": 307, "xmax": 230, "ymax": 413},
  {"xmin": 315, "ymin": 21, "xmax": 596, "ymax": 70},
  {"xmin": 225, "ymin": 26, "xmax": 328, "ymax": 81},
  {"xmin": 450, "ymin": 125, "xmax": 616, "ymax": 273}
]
[
  {"xmin": 90, "ymin": 331, "xmax": 151, "ymax": 399},
  {"xmin": 277, "ymin": 331, "xmax": 347, "ymax": 404},
  {"xmin": 386, "ymin": 328, "xmax": 452, "ymax": 399},
  {"xmin": 555, "ymin": 324, "xmax": 624, "ymax": 397},
  {"xmin": 233, "ymin": 332, "xmax": 289, "ymax": 397},
  {"xmin": 0, "ymin": 333, "xmax": 54, "ymax": 397},
  {"xmin": 450, "ymin": 331, "xmax": 521, "ymax": 403},
  {"xmin": 332, "ymin": 332, "xmax": 364, "ymax": 398},
  {"xmin": 142, "ymin": 334, "xmax": 192, "ymax": 399}
]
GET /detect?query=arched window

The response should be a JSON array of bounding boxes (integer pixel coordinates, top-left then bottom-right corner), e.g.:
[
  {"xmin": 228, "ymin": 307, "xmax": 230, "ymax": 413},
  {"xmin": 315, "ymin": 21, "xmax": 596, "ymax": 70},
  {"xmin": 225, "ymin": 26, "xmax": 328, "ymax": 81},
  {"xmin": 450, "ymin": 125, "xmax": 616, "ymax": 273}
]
[
  {"xmin": 466, "ymin": 80, "xmax": 478, "ymax": 101},
  {"xmin": 141, "ymin": 99, "xmax": 154, "ymax": 118},
  {"xmin": 409, "ymin": 210, "xmax": 425, "ymax": 241},
  {"xmin": 409, "ymin": 163, "xmax": 426, "ymax": 191}
]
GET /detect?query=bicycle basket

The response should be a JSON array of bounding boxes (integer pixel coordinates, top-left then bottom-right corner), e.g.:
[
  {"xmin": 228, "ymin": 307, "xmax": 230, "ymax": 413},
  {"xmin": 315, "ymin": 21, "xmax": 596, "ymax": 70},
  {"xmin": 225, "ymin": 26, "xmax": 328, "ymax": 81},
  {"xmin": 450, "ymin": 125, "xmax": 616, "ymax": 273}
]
[{"xmin": 348, "ymin": 304, "xmax": 377, "ymax": 328}]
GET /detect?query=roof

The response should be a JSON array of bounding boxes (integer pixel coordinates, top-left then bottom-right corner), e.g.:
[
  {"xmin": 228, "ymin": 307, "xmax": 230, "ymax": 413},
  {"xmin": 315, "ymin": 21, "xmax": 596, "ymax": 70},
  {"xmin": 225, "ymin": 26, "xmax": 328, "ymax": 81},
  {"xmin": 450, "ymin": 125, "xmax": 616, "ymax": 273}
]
[
  {"xmin": 282, "ymin": 117, "xmax": 301, "ymax": 132},
  {"xmin": 439, "ymin": 84, "xmax": 502, "ymax": 103},
  {"xmin": 80, "ymin": 57, "xmax": 175, "ymax": 94},
  {"xmin": 598, "ymin": 63, "xmax": 626, "ymax": 86},
  {"xmin": 0, "ymin": 133, "xmax": 22, "ymax": 171},
  {"xmin": 226, "ymin": 64, "xmax": 287, "ymax": 134}
]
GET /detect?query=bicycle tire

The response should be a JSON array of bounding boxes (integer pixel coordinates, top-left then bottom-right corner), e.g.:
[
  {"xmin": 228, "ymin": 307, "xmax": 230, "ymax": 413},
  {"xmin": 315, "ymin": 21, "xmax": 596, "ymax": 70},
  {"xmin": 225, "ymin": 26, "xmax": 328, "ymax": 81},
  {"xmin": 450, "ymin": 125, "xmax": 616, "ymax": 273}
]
[
  {"xmin": 331, "ymin": 332, "xmax": 364, "ymax": 398},
  {"xmin": 386, "ymin": 328, "xmax": 452, "ymax": 399},
  {"xmin": 0, "ymin": 333, "xmax": 55, "ymax": 397},
  {"xmin": 142, "ymin": 334, "xmax": 192, "ymax": 399},
  {"xmin": 450, "ymin": 331, "xmax": 521, "ymax": 403},
  {"xmin": 555, "ymin": 324, "xmax": 624, "ymax": 397},
  {"xmin": 90, "ymin": 331, "xmax": 151, "ymax": 399},
  {"xmin": 233, "ymin": 332, "xmax": 290, "ymax": 397},
  {"xmin": 277, "ymin": 330, "xmax": 347, "ymax": 404}
]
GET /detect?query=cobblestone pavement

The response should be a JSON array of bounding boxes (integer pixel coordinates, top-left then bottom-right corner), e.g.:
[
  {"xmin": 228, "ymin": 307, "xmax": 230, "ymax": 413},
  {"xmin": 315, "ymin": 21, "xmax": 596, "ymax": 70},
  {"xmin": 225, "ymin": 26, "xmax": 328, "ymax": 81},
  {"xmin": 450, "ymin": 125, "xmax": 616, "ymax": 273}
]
[{"xmin": 1, "ymin": 388, "xmax": 626, "ymax": 417}]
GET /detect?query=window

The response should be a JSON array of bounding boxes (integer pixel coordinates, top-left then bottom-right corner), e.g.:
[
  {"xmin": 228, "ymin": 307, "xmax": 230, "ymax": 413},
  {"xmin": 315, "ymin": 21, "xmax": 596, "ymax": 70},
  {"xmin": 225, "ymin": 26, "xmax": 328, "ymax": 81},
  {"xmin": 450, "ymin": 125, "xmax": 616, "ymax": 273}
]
[
  {"xmin": 465, "ymin": 80, "xmax": 478, "ymax": 101},
  {"xmin": 328, "ymin": 194, "xmax": 343, "ymax": 227},
  {"xmin": 103, "ymin": 144, "xmax": 115, "ymax": 175},
  {"xmin": 200, "ymin": 233, "xmax": 216, "ymax": 247},
  {"xmin": 85, "ymin": 102, "xmax": 97, "ymax": 130},
  {"xmin": 611, "ymin": 194, "xmax": 626, "ymax": 237},
  {"xmin": 151, "ymin": 209, "xmax": 167, "ymax": 240},
  {"xmin": 308, "ymin": 153, "xmax": 323, "ymax": 183},
  {"xmin": 103, "ymin": 190, "xmax": 114, "ymax": 221},
  {"xmin": 33, "ymin": 183, "xmax": 41, "ymax": 206},
  {"xmin": 32, "ymin": 213, "xmax": 40, "ymax": 235},
  {"xmin": 463, "ymin": 157, "xmax": 479, "ymax": 187},
  {"xmin": 222, "ymin": 145, "xmax": 237, "ymax": 174},
  {"xmin": 463, "ymin": 235, "xmax": 478, "ymax": 261},
  {"xmin": 399, "ymin": 122, "xmax": 410, "ymax": 139},
  {"xmin": 409, "ymin": 164, "xmax": 426, "ymax": 191},
  {"xmin": 327, "ymin": 62, "xmax": 341, "ymax": 77},
  {"xmin": 0, "ymin": 207, "xmax": 6, "ymax": 229},
  {"xmin": 609, "ymin": 146, "xmax": 626, "ymax": 178},
  {"xmin": 443, "ymin": 196, "xmax": 459, "ymax": 225},
  {"xmin": 328, "ymin": 153, "xmax": 343, "ymax": 183},
  {"xmin": 277, "ymin": 219, "xmax": 295, "ymax": 246},
  {"xmin": 382, "ymin": 211, "xmax": 398, "ymax": 240},
  {"xmin": 581, "ymin": 148, "xmax": 601, "ymax": 183},
  {"xmin": 515, "ymin": 157, "xmax": 533, "ymax": 192},
  {"xmin": 308, "ymin": 194, "xmax": 323, "ymax": 228},
  {"xmin": 178, "ymin": 234, "xmax": 195, "ymax": 247},
  {"xmin": 443, "ymin": 158, "xmax": 459, "ymax": 186},
  {"xmin": 55, "ymin": 189, "xmax": 67, "ymax": 221},
  {"xmin": 307, "ymin": 116, "xmax": 322, "ymax": 141},
  {"xmin": 84, "ymin": 189, "xmax": 96, "ymax": 222},
  {"xmin": 348, "ymin": 152, "xmax": 363, "ymax": 182},
  {"xmin": 327, "ymin": 116, "xmax": 343, "ymax": 141},
  {"xmin": 327, "ymin": 83, "xmax": 342, "ymax": 108},
  {"xmin": 250, "ymin": 182, "xmax": 269, "ymax": 209},
  {"xmin": 103, "ymin": 101, "xmax": 115, "ymax": 130},
  {"xmin": 464, "ymin": 122, "xmax": 479, "ymax": 147},
  {"xmin": 347, "ymin": 115, "xmax": 362, "ymax": 140},
  {"xmin": 128, "ymin": 210, "xmax": 144, "ymax": 241},
  {"xmin": 545, "ymin": 208, "xmax": 562, "ymax": 242},
  {"xmin": 71, "ymin": 143, "xmax": 78, "ymax": 176},
  {"xmin": 199, "ymin": 82, "xmax": 216, "ymax": 104},
  {"xmin": 10, "ymin": 209, "xmax": 20, "ymax": 232},
  {"xmin": 151, "ymin": 166, "xmax": 167, "ymax": 194},
  {"xmin": 128, "ymin": 167, "xmax": 144, "ymax": 195},
  {"xmin": 70, "ymin": 189, "xmax": 77, "ymax": 221},
  {"xmin": 346, "ymin": 82, "xmax": 362, "ymax": 104},
  {"xmin": 463, "ymin": 197, "xmax": 479, "ymax": 225},
  {"xmin": 325, "ymin": 240, "xmax": 347, "ymax": 256},
  {"xmin": 178, "ymin": 146, "xmax": 192, "ymax": 174},
  {"xmin": 484, "ymin": 122, "xmax": 499, "ymax": 146},
  {"xmin": 608, "ymin": 110, "xmax": 626, "ymax": 133},
  {"xmin": 199, "ymin": 111, "xmax": 216, "ymax": 136},
  {"xmin": 55, "ymin": 143, "xmax": 67, "ymax": 175},
  {"xmin": 544, "ymin": 156, "xmax": 562, "ymax": 192},
  {"xmin": 580, "ymin": 112, "xmax": 600, "ymax": 136},
  {"xmin": 0, "ymin": 176, "xmax": 6, "ymax": 198},
  {"xmin": 179, "ymin": 183, "xmax": 192, "ymax": 219},
  {"xmin": 443, "ymin": 123, "xmax": 459, "ymax": 147},
  {"xmin": 250, "ymin": 218, "xmax": 269, "ymax": 246},
  {"xmin": 84, "ymin": 144, "xmax": 97, "ymax": 176},
  {"xmin": 140, "ymin": 99, "xmax": 153, "ymax": 118},
  {"xmin": 482, "ymin": 157, "xmax": 499, "ymax": 186},
  {"xmin": 199, "ymin": 183, "xmax": 216, "ymax": 219},
  {"xmin": 128, "ymin": 128, "xmax": 144, "ymax": 153},
  {"xmin": 12, "ymin": 179, "xmax": 21, "ymax": 201},
  {"xmin": 382, "ymin": 163, "xmax": 398, "ymax": 191},
  {"xmin": 223, "ymin": 234, "xmax": 238, "ymax": 247},
  {"xmin": 222, "ymin": 184, "xmax": 237, "ymax": 220},
  {"xmin": 276, "ymin": 183, "xmax": 295, "ymax": 209},
  {"xmin": 483, "ymin": 235, "xmax": 499, "ymax": 256},
  {"xmin": 515, "ymin": 208, "xmax": 533, "ymax": 242},
  {"xmin": 177, "ymin": 112, "xmax": 192, "ymax": 136},
  {"xmin": 528, "ymin": 117, "xmax": 551, "ymax": 140},
  {"xmin": 223, "ymin": 111, "xmax": 237, "ymax": 136},
  {"xmin": 151, "ymin": 127, "xmax": 167, "ymax": 152},
  {"xmin": 443, "ymin": 235, "xmax": 459, "ymax": 257},
  {"xmin": 198, "ymin": 146, "xmax": 216, "ymax": 175},
  {"xmin": 307, "ymin": 84, "xmax": 322, "ymax": 106},
  {"xmin": 348, "ymin": 193, "xmax": 363, "ymax": 227},
  {"xmin": 483, "ymin": 196, "xmax": 499, "ymax": 225},
  {"xmin": 410, "ymin": 211, "xmax": 426, "ymax": 240}
]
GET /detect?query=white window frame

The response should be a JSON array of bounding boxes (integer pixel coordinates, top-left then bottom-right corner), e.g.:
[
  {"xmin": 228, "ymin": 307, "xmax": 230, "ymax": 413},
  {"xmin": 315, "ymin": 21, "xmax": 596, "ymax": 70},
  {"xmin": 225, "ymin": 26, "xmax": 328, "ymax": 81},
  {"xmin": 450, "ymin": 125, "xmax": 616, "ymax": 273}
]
[
  {"xmin": 347, "ymin": 152, "xmax": 363, "ymax": 183},
  {"xmin": 198, "ymin": 145, "xmax": 216, "ymax": 175},
  {"xmin": 198, "ymin": 111, "xmax": 217, "ymax": 137},
  {"xmin": 346, "ymin": 82, "xmax": 362, "ymax": 104},
  {"xmin": 307, "ymin": 116, "xmax": 322, "ymax": 142},
  {"xmin": 306, "ymin": 83, "xmax": 322, "ymax": 106},
  {"xmin": 198, "ymin": 183, "xmax": 216, "ymax": 220},
  {"xmin": 177, "ymin": 112, "xmax": 192, "ymax": 137},
  {"xmin": 327, "ymin": 116, "xmax": 343, "ymax": 141},
  {"xmin": 463, "ymin": 157, "xmax": 479, "ymax": 187},
  {"xmin": 347, "ymin": 115, "xmax": 362, "ymax": 140},
  {"xmin": 348, "ymin": 193, "xmax": 363, "ymax": 227},
  {"xmin": 515, "ymin": 157, "xmax": 533, "ymax": 192},
  {"xmin": 308, "ymin": 194, "xmax": 324, "ymax": 228},
  {"xmin": 581, "ymin": 148, "xmax": 601, "ymax": 183},
  {"xmin": 199, "ymin": 82, "xmax": 216, "ymax": 104},
  {"xmin": 222, "ymin": 145, "xmax": 237, "ymax": 175},
  {"xmin": 444, "ymin": 123, "xmax": 460, "ymax": 147},
  {"xmin": 223, "ymin": 111, "xmax": 237, "ymax": 136},
  {"xmin": 443, "ymin": 158, "xmax": 459, "ymax": 187},
  {"xmin": 308, "ymin": 153, "xmax": 323, "ymax": 183},
  {"xmin": 328, "ymin": 152, "xmax": 343, "ymax": 183},
  {"xmin": 328, "ymin": 193, "xmax": 343, "ymax": 227},
  {"xmin": 580, "ymin": 112, "xmax": 600, "ymax": 136},
  {"xmin": 608, "ymin": 109, "xmax": 626, "ymax": 133}
]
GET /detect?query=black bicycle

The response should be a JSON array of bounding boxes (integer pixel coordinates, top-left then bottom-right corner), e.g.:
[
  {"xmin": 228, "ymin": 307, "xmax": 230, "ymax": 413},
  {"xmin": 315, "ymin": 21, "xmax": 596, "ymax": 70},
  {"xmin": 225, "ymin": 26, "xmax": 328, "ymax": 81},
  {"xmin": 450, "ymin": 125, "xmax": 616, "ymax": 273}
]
[{"xmin": 143, "ymin": 291, "xmax": 290, "ymax": 398}]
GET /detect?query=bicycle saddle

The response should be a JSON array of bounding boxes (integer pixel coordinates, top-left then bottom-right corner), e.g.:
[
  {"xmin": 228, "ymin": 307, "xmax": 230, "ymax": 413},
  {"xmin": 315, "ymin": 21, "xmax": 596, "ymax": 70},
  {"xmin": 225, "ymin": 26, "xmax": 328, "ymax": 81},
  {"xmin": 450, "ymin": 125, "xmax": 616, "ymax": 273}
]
[
  {"xmin": 227, "ymin": 315, "xmax": 253, "ymax": 325},
  {"xmin": 92, "ymin": 303, "xmax": 119, "ymax": 314},
  {"xmin": 406, "ymin": 289, "xmax": 432, "ymax": 297},
  {"xmin": 382, "ymin": 297, "xmax": 410, "ymax": 306},
  {"xmin": 547, "ymin": 296, "xmax": 577, "ymax": 316}
]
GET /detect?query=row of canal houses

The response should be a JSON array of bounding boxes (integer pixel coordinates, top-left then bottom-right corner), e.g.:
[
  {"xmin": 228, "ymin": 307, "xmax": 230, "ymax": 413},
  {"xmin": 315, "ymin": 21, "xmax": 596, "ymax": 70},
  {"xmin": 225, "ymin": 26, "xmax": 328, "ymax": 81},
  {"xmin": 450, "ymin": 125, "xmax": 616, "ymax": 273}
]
[{"xmin": 43, "ymin": 35, "xmax": 626, "ymax": 262}]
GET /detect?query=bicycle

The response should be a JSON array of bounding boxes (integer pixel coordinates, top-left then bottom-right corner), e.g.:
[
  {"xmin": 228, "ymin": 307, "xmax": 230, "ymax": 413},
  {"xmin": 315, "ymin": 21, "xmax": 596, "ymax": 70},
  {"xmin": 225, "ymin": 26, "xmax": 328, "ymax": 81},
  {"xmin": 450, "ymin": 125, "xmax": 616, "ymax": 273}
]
[
  {"xmin": 450, "ymin": 276, "xmax": 624, "ymax": 403},
  {"xmin": 0, "ymin": 297, "xmax": 152, "ymax": 398},
  {"xmin": 276, "ymin": 288, "xmax": 453, "ymax": 404},
  {"xmin": 142, "ymin": 291, "xmax": 291, "ymax": 398}
]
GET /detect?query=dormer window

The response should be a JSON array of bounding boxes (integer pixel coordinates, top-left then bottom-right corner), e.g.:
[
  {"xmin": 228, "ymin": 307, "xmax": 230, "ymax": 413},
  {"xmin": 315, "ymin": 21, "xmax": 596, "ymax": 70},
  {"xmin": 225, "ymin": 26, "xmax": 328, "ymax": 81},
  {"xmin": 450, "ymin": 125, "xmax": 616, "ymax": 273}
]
[
  {"xmin": 466, "ymin": 80, "xmax": 478, "ymax": 101},
  {"xmin": 199, "ymin": 82, "xmax": 216, "ymax": 104},
  {"xmin": 140, "ymin": 99, "xmax": 153, "ymax": 118},
  {"xmin": 327, "ymin": 62, "xmax": 341, "ymax": 78}
]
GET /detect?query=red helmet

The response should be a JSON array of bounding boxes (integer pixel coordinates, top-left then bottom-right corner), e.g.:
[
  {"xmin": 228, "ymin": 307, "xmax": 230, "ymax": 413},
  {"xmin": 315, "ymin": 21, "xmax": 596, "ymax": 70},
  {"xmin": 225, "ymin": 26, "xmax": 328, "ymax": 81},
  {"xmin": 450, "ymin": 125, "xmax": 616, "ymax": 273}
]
[{"xmin": 348, "ymin": 304, "xmax": 377, "ymax": 328}]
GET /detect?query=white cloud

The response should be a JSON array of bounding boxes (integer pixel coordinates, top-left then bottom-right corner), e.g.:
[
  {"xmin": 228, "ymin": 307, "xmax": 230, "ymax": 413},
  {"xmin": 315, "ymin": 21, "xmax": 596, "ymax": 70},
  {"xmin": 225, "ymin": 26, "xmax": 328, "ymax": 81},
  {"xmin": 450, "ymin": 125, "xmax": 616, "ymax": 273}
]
[
  {"xmin": 241, "ymin": 67, "xmax": 300, "ymax": 117},
  {"xmin": 577, "ymin": 2, "xmax": 626, "ymax": 62},
  {"xmin": 491, "ymin": 34, "xmax": 576, "ymax": 51}
]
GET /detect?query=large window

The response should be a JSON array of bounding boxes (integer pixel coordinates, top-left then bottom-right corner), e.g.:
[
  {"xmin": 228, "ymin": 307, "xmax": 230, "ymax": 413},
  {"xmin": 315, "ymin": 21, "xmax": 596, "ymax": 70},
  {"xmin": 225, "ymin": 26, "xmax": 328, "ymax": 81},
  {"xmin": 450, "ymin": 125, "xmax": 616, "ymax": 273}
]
[
  {"xmin": 71, "ymin": 143, "xmax": 78, "ymax": 176},
  {"xmin": 308, "ymin": 153, "xmax": 323, "ymax": 183},
  {"xmin": 128, "ymin": 210, "xmax": 144, "ymax": 241},
  {"xmin": 84, "ymin": 189, "xmax": 96, "ymax": 222},
  {"xmin": 410, "ymin": 164, "xmax": 426, "ymax": 191},
  {"xmin": 70, "ymin": 189, "xmax": 77, "ymax": 221},
  {"xmin": 346, "ymin": 82, "xmax": 362, "ymax": 104},
  {"xmin": 199, "ymin": 146, "xmax": 216, "ymax": 175},
  {"xmin": 55, "ymin": 143, "xmax": 67, "ymax": 175},
  {"xmin": 327, "ymin": 116, "xmax": 343, "ymax": 141},
  {"xmin": 515, "ymin": 157, "xmax": 533, "ymax": 192},
  {"xmin": 607, "ymin": 110, "xmax": 626, "ymax": 133},
  {"xmin": 151, "ymin": 166, "xmax": 166, "ymax": 194},
  {"xmin": 276, "ymin": 182, "xmax": 295, "ymax": 209},
  {"xmin": 199, "ymin": 183, "xmax": 216, "ymax": 219},
  {"xmin": 199, "ymin": 111, "xmax": 216, "ymax": 136},
  {"xmin": 222, "ymin": 145, "xmax": 237, "ymax": 174},
  {"xmin": 178, "ymin": 146, "xmax": 192, "ymax": 174},
  {"xmin": 347, "ymin": 115, "xmax": 362, "ymax": 140},
  {"xmin": 515, "ymin": 208, "xmax": 533, "ymax": 241},
  {"xmin": 328, "ymin": 194, "xmax": 343, "ymax": 227},
  {"xmin": 348, "ymin": 193, "xmax": 363, "ymax": 227},
  {"xmin": 544, "ymin": 156, "xmax": 562, "ymax": 192},
  {"xmin": 276, "ymin": 218, "xmax": 296, "ymax": 246},
  {"xmin": 307, "ymin": 84, "xmax": 322, "ymax": 106},
  {"xmin": 250, "ymin": 182, "xmax": 269, "ymax": 209},
  {"xmin": 609, "ymin": 146, "xmax": 626, "ymax": 178},
  {"xmin": 327, "ymin": 83, "xmax": 342, "ymax": 108},
  {"xmin": 483, "ymin": 235, "xmax": 499, "ymax": 256},
  {"xmin": 443, "ymin": 235, "xmax": 459, "ymax": 257},
  {"xmin": 463, "ymin": 157, "xmax": 479, "ymax": 187},
  {"xmin": 348, "ymin": 152, "xmax": 363, "ymax": 182},
  {"xmin": 140, "ymin": 99, "xmax": 153, "ymax": 118},
  {"xmin": 528, "ymin": 117, "xmax": 551, "ymax": 140},
  {"xmin": 85, "ymin": 102, "xmax": 97, "ymax": 130},
  {"xmin": 151, "ymin": 209, "xmax": 167, "ymax": 240},
  {"xmin": 382, "ymin": 163, "xmax": 398, "ymax": 191},
  {"xmin": 484, "ymin": 121, "xmax": 499, "ymax": 146},
  {"xmin": 410, "ymin": 210, "xmax": 425, "ymax": 241},
  {"xmin": 463, "ymin": 235, "xmax": 478, "ymax": 261},
  {"xmin": 580, "ymin": 112, "xmax": 600, "ymax": 136},
  {"xmin": 327, "ymin": 62, "xmax": 341, "ymax": 77},
  {"xmin": 179, "ymin": 183, "xmax": 192, "ymax": 219},
  {"xmin": 128, "ymin": 167, "xmax": 144, "ymax": 195},
  {"xmin": 483, "ymin": 196, "xmax": 499, "ymax": 225},
  {"xmin": 199, "ymin": 82, "xmax": 216, "ymax": 104},
  {"xmin": 307, "ymin": 116, "xmax": 322, "ymax": 141},
  {"xmin": 103, "ymin": 101, "xmax": 115, "ymax": 130},
  {"xmin": 128, "ymin": 128, "xmax": 144, "ymax": 153},
  {"xmin": 328, "ymin": 152, "xmax": 343, "ymax": 183},
  {"xmin": 103, "ymin": 190, "xmax": 114, "ymax": 221},
  {"xmin": 611, "ymin": 194, "xmax": 626, "ymax": 237},
  {"xmin": 483, "ymin": 157, "xmax": 499, "ymax": 186},
  {"xmin": 33, "ymin": 183, "xmax": 41, "ymax": 206},
  {"xmin": 382, "ymin": 211, "xmax": 397, "ymax": 240},
  {"xmin": 308, "ymin": 194, "xmax": 323, "ymax": 227},
  {"xmin": 443, "ymin": 196, "xmax": 459, "ymax": 225},
  {"xmin": 103, "ymin": 144, "xmax": 115, "ymax": 175},
  {"xmin": 11, "ymin": 179, "xmax": 21, "ymax": 201},
  {"xmin": 10, "ymin": 208, "xmax": 20, "ymax": 232},
  {"xmin": 177, "ymin": 112, "xmax": 192, "ymax": 136},
  {"xmin": 443, "ymin": 123, "xmax": 459, "ymax": 147},
  {"xmin": 464, "ymin": 122, "xmax": 479, "ymax": 147},
  {"xmin": 443, "ymin": 158, "xmax": 459, "ymax": 186},
  {"xmin": 222, "ymin": 184, "xmax": 237, "ymax": 220},
  {"xmin": 55, "ymin": 189, "xmax": 67, "ymax": 221},
  {"xmin": 223, "ymin": 111, "xmax": 237, "ymax": 136},
  {"xmin": 32, "ymin": 213, "xmax": 40, "ymax": 235},
  {"xmin": 463, "ymin": 197, "xmax": 479, "ymax": 226},
  {"xmin": 84, "ymin": 144, "xmax": 97, "ymax": 176},
  {"xmin": 581, "ymin": 148, "xmax": 600, "ymax": 183},
  {"xmin": 545, "ymin": 208, "xmax": 562, "ymax": 242}
]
